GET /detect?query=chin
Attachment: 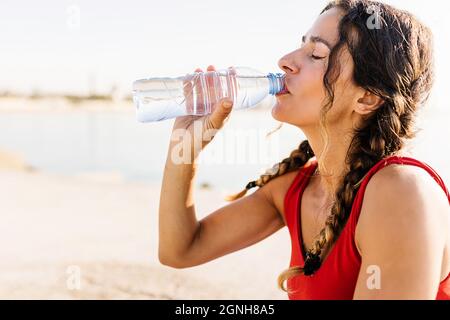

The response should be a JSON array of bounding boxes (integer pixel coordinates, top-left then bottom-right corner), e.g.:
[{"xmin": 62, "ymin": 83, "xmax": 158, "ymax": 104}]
[
  {"xmin": 271, "ymin": 101, "xmax": 287, "ymax": 122},
  {"xmin": 271, "ymin": 101, "xmax": 297, "ymax": 124},
  {"xmin": 273, "ymin": 99, "xmax": 320, "ymax": 127},
  {"xmin": 270, "ymin": 104, "xmax": 280, "ymax": 121},
  {"xmin": 272, "ymin": 106, "xmax": 315, "ymax": 129}
]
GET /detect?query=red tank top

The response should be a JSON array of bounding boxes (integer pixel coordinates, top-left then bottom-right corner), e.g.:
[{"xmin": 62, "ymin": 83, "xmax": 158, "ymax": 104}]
[{"xmin": 284, "ymin": 155, "xmax": 450, "ymax": 300}]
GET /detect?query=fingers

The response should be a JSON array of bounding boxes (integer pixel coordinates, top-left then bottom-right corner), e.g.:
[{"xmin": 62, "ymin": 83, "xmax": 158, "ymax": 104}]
[
  {"xmin": 197, "ymin": 65, "xmax": 215, "ymax": 72},
  {"xmin": 205, "ymin": 65, "xmax": 219, "ymax": 108},
  {"xmin": 195, "ymin": 65, "xmax": 220, "ymax": 112},
  {"xmin": 208, "ymin": 65, "xmax": 223, "ymax": 107},
  {"xmin": 192, "ymin": 65, "xmax": 222, "ymax": 115},
  {"xmin": 226, "ymin": 66, "xmax": 237, "ymax": 101}
]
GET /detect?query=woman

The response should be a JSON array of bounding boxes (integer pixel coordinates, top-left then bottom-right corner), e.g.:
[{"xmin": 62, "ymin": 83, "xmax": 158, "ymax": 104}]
[{"xmin": 158, "ymin": 0, "xmax": 449, "ymax": 299}]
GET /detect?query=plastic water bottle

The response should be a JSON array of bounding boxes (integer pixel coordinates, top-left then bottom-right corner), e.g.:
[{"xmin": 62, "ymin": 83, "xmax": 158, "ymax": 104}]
[{"xmin": 132, "ymin": 66, "xmax": 287, "ymax": 122}]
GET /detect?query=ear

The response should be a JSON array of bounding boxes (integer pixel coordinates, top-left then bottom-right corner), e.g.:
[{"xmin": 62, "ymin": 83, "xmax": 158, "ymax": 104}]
[{"xmin": 354, "ymin": 90, "xmax": 384, "ymax": 115}]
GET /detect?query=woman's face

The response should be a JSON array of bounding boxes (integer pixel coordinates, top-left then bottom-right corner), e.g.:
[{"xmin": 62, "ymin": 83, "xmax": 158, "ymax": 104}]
[{"xmin": 273, "ymin": 7, "xmax": 358, "ymax": 129}]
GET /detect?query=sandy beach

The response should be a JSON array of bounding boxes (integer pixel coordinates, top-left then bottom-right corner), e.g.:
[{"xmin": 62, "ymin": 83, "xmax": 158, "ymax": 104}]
[
  {"xmin": 0, "ymin": 98, "xmax": 294, "ymax": 300},
  {"xmin": 0, "ymin": 162, "xmax": 291, "ymax": 299},
  {"xmin": 0, "ymin": 97, "xmax": 447, "ymax": 300},
  {"xmin": 2, "ymin": 0, "xmax": 450, "ymax": 302}
]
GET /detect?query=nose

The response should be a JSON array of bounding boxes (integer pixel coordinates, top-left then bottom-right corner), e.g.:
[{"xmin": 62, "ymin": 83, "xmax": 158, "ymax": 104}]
[{"xmin": 278, "ymin": 54, "xmax": 299, "ymax": 74}]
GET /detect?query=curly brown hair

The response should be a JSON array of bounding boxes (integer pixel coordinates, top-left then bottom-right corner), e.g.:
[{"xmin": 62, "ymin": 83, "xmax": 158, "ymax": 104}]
[{"xmin": 225, "ymin": 0, "xmax": 434, "ymax": 294}]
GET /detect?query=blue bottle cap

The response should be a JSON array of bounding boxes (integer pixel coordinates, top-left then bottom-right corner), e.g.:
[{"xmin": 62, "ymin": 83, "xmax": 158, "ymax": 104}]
[{"xmin": 267, "ymin": 73, "xmax": 285, "ymax": 95}]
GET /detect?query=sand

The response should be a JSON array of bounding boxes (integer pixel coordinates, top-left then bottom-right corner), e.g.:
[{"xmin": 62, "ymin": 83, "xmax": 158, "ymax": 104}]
[{"xmin": 0, "ymin": 165, "xmax": 291, "ymax": 299}]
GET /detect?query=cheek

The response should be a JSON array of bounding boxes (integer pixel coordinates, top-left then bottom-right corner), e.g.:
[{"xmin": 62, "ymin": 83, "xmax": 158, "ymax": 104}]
[{"xmin": 323, "ymin": 75, "xmax": 357, "ymax": 123}]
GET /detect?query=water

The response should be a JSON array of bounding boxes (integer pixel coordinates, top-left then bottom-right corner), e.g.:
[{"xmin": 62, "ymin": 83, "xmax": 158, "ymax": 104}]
[
  {"xmin": 0, "ymin": 104, "xmax": 295, "ymax": 191},
  {"xmin": 0, "ymin": 103, "xmax": 448, "ymax": 192},
  {"xmin": 133, "ymin": 67, "xmax": 285, "ymax": 122}
]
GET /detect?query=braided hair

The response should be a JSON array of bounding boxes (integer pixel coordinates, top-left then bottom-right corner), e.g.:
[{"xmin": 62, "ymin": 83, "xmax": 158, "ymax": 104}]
[
  {"xmin": 225, "ymin": 0, "xmax": 434, "ymax": 295},
  {"xmin": 225, "ymin": 140, "xmax": 315, "ymax": 201}
]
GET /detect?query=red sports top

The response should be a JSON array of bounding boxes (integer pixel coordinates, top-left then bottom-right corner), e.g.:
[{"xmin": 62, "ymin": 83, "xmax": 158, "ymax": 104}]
[{"xmin": 284, "ymin": 155, "xmax": 450, "ymax": 299}]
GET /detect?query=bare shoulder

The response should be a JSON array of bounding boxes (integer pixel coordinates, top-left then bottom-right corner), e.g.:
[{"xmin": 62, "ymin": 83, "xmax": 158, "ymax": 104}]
[
  {"xmin": 355, "ymin": 162, "xmax": 449, "ymax": 259},
  {"xmin": 361, "ymin": 163, "xmax": 449, "ymax": 215},
  {"xmin": 353, "ymin": 163, "xmax": 450, "ymax": 298},
  {"xmin": 261, "ymin": 168, "xmax": 303, "ymax": 226}
]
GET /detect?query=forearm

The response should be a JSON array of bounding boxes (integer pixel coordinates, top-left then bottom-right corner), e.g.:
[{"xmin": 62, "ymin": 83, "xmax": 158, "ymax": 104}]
[{"xmin": 158, "ymin": 141, "xmax": 200, "ymax": 265}]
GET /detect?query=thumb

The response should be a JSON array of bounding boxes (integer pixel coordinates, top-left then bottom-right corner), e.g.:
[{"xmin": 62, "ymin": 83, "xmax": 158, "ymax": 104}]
[{"xmin": 207, "ymin": 98, "xmax": 234, "ymax": 129}]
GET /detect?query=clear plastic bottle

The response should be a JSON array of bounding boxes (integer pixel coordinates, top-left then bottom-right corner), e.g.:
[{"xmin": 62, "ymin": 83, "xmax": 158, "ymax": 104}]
[{"xmin": 132, "ymin": 66, "xmax": 287, "ymax": 122}]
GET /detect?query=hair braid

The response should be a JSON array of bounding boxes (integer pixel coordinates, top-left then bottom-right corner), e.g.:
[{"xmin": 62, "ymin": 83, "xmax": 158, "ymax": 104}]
[
  {"xmin": 279, "ymin": 100, "xmax": 410, "ymax": 293},
  {"xmin": 277, "ymin": 0, "xmax": 434, "ymax": 295},
  {"xmin": 225, "ymin": 140, "xmax": 315, "ymax": 201}
]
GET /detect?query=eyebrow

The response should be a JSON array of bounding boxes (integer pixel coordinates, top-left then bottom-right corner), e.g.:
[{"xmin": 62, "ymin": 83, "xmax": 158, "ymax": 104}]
[{"xmin": 301, "ymin": 34, "xmax": 332, "ymax": 50}]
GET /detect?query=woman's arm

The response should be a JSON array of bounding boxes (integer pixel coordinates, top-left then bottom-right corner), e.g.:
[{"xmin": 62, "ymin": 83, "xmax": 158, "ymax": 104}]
[
  {"xmin": 158, "ymin": 142, "xmax": 285, "ymax": 268},
  {"xmin": 158, "ymin": 64, "xmax": 286, "ymax": 268},
  {"xmin": 353, "ymin": 165, "xmax": 449, "ymax": 299},
  {"xmin": 158, "ymin": 145, "xmax": 201, "ymax": 267}
]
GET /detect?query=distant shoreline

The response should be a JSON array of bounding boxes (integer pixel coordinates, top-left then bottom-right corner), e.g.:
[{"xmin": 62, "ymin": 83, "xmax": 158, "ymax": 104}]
[
  {"xmin": 0, "ymin": 97, "xmax": 134, "ymax": 113},
  {"xmin": 0, "ymin": 96, "xmax": 276, "ymax": 113}
]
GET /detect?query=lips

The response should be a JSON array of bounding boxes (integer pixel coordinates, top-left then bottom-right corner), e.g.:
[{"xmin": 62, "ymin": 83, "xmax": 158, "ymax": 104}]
[
  {"xmin": 276, "ymin": 83, "xmax": 290, "ymax": 96},
  {"xmin": 282, "ymin": 76, "xmax": 291, "ymax": 93},
  {"xmin": 279, "ymin": 87, "xmax": 290, "ymax": 94}
]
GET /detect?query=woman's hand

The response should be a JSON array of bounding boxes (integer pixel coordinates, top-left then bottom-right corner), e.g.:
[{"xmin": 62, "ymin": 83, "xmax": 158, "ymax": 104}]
[{"xmin": 170, "ymin": 65, "xmax": 234, "ymax": 162}]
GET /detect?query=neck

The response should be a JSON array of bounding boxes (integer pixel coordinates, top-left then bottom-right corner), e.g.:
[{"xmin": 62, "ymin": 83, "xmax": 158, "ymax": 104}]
[
  {"xmin": 304, "ymin": 125, "xmax": 409, "ymax": 200},
  {"xmin": 304, "ymin": 126, "xmax": 354, "ymax": 200}
]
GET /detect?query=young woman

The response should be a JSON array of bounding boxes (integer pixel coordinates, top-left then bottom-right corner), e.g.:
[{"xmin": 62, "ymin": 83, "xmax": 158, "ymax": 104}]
[{"xmin": 158, "ymin": 0, "xmax": 449, "ymax": 299}]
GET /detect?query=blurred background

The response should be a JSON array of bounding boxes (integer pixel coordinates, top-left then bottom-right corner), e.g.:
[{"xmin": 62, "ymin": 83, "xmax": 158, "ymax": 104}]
[{"xmin": 0, "ymin": 0, "xmax": 448, "ymax": 299}]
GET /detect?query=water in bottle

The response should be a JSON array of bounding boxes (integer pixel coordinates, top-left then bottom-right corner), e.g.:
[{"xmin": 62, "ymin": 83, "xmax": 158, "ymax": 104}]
[{"xmin": 132, "ymin": 66, "xmax": 287, "ymax": 122}]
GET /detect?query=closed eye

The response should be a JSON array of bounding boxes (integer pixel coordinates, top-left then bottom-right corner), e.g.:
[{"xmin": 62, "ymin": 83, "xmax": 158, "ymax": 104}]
[{"xmin": 311, "ymin": 55, "xmax": 326, "ymax": 60}]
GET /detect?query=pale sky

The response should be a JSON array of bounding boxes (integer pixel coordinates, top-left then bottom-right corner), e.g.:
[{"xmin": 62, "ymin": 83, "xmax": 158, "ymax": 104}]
[{"xmin": 0, "ymin": 0, "xmax": 448, "ymax": 108}]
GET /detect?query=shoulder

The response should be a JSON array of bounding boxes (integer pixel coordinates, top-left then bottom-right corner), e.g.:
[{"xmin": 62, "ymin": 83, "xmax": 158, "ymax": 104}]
[
  {"xmin": 363, "ymin": 162, "xmax": 448, "ymax": 214},
  {"xmin": 353, "ymin": 163, "xmax": 450, "ymax": 298},
  {"xmin": 261, "ymin": 161, "xmax": 315, "ymax": 225},
  {"xmin": 365, "ymin": 163, "xmax": 445, "ymax": 204},
  {"xmin": 262, "ymin": 169, "xmax": 301, "ymax": 226},
  {"xmin": 355, "ymin": 162, "xmax": 449, "ymax": 255}
]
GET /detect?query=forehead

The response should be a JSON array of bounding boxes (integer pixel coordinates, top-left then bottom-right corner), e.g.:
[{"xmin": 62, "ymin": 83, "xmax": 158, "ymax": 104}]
[{"xmin": 305, "ymin": 7, "xmax": 343, "ymax": 48}]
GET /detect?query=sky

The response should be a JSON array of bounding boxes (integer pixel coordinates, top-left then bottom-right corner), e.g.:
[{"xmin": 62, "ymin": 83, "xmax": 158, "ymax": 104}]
[{"xmin": 0, "ymin": 0, "xmax": 449, "ymax": 107}]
